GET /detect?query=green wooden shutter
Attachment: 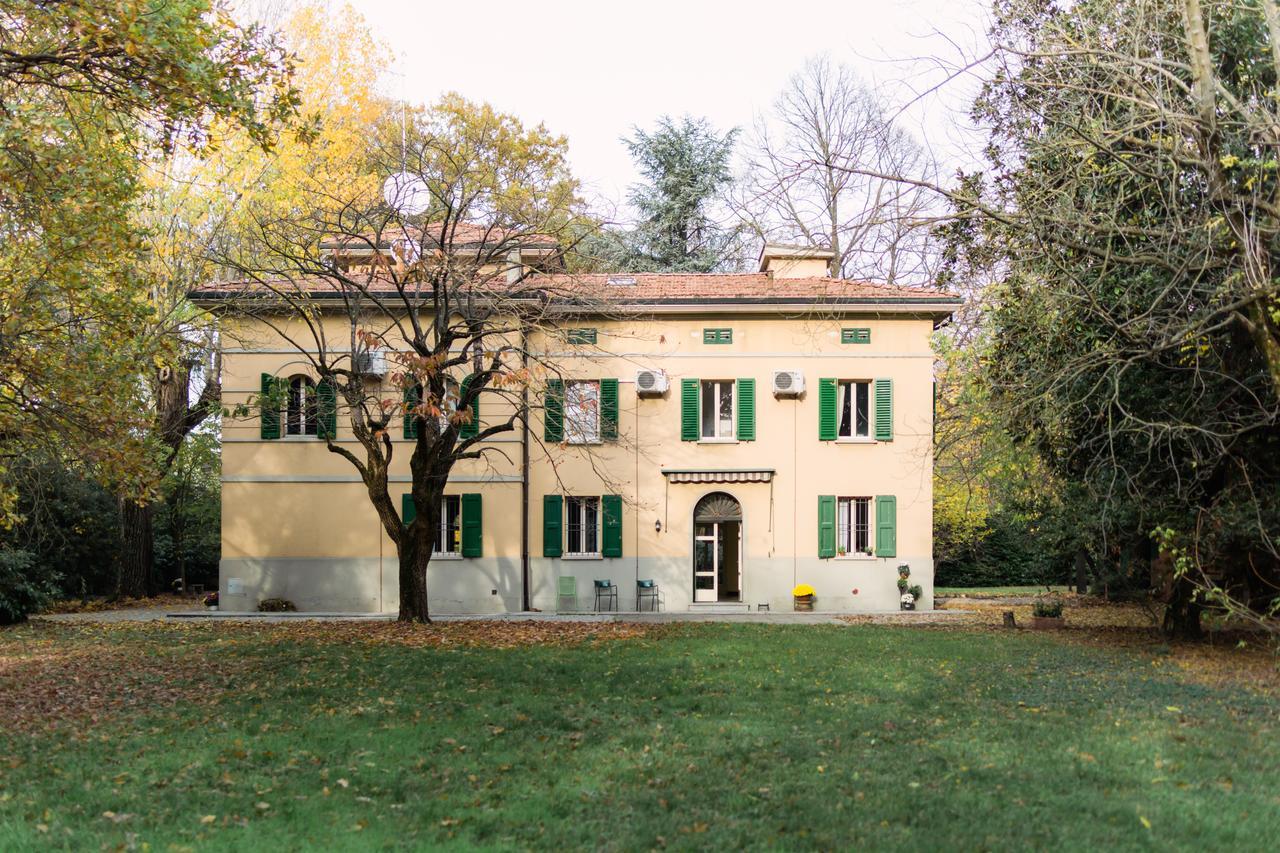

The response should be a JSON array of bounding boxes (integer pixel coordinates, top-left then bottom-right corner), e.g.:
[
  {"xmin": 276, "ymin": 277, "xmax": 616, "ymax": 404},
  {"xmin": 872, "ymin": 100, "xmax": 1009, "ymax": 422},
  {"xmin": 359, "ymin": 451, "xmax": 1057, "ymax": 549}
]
[
  {"xmin": 403, "ymin": 385, "xmax": 420, "ymax": 440},
  {"xmin": 874, "ymin": 378, "xmax": 893, "ymax": 441},
  {"xmin": 544, "ymin": 379, "xmax": 564, "ymax": 442},
  {"xmin": 260, "ymin": 373, "xmax": 280, "ymax": 440},
  {"xmin": 736, "ymin": 378, "xmax": 756, "ymax": 441},
  {"xmin": 461, "ymin": 493, "xmax": 482, "ymax": 557},
  {"xmin": 600, "ymin": 378, "xmax": 619, "ymax": 441},
  {"xmin": 459, "ymin": 374, "xmax": 479, "ymax": 439},
  {"xmin": 601, "ymin": 494, "xmax": 623, "ymax": 558},
  {"xmin": 818, "ymin": 378, "xmax": 837, "ymax": 441},
  {"xmin": 542, "ymin": 495, "xmax": 563, "ymax": 557},
  {"xmin": 680, "ymin": 378, "xmax": 699, "ymax": 441},
  {"xmin": 876, "ymin": 495, "xmax": 897, "ymax": 558},
  {"xmin": 401, "ymin": 493, "xmax": 416, "ymax": 526},
  {"xmin": 818, "ymin": 495, "xmax": 836, "ymax": 558},
  {"xmin": 317, "ymin": 377, "xmax": 338, "ymax": 440}
]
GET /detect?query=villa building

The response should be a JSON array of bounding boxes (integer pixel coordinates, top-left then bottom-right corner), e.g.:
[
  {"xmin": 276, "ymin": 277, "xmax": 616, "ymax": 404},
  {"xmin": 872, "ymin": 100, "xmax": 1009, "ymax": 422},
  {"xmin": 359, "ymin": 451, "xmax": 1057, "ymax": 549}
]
[{"xmin": 201, "ymin": 241, "xmax": 959, "ymax": 614}]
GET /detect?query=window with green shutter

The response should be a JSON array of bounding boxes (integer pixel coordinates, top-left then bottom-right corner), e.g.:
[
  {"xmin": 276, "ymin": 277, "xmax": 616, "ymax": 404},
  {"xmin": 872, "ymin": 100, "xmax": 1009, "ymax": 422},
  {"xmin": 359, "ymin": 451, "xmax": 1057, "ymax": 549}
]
[
  {"xmin": 874, "ymin": 378, "xmax": 893, "ymax": 441},
  {"xmin": 317, "ymin": 377, "xmax": 338, "ymax": 439},
  {"xmin": 401, "ymin": 493, "xmax": 416, "ymax": 526},
  {"xmin": 702, "ymin": 328, "xmax": 732, "ymax": 344},
  {"xmin": 818, "ymin": 495, "xmax": 836, "ymax": 558},
  {"xmin": 260, "ymin": 373, "xmax": 281, "ymax": 440},
  {"xmin": 403, "ymin": 384, "xmax": 420, "ymax": 440},
  {"xmin": 818, "ymin": 378, "xmax": 837, "ymax": 441},
  {"xmin": 735, "ymin": 378, "xmax": 756, "ymax": 441},
  {"xmin": 461, "ymin": 493, "xmax": 482, "ymax": 557},
  {"xmin": 875, "ymin": 495, "xmax": 897, "ymax": 557},
  {"xmin": 600, "ymin": 378, "xmax": 619, "ymax": 441},
  {"xmin": 567, "ymin": 328, "xmax": 597, "ymax": 345},
  {"xmin": 680, "ymin": 378, "xmax": 699, "ymax": 441},
  {"xmin": 542, "ymin": 495, "xmax": 563, "ymax": 557},
  {"xmin": 459, "ymin": 374, "xmax": 479, "ymax": 439},
  {"xmin": 601, "ymin": 494, "xmax": 623, "ymax": 558},
  {"xmin": 544, "ymin": 379, "xmax": 564, "ymax": 442},
  {"xmin": 841, "ymin": 327, "xmax": 871, "ymax": 344}
]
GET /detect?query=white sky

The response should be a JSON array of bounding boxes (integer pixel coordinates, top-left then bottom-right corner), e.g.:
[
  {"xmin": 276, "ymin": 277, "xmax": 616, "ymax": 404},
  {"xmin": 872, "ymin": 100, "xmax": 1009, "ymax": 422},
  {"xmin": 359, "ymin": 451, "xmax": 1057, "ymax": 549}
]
[{"xmin": 338, "ymin": 0, "xmax": 992, "ymax": 216}]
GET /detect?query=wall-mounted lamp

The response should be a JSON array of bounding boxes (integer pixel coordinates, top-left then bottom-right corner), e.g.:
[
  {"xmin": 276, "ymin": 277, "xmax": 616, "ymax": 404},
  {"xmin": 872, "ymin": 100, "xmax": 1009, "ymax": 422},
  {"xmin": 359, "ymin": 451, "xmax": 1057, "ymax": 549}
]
[{"xmin": 654, "ymin": 519, "xmax": 662, "ymax": 534}]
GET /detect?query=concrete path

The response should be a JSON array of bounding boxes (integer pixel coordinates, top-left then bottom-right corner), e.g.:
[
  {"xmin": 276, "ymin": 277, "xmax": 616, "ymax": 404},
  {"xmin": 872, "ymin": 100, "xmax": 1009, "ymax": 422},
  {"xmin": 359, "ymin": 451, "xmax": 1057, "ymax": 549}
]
[{"xmin": 32, "ymin": 608, "xmax": 975, "ymax": 626}]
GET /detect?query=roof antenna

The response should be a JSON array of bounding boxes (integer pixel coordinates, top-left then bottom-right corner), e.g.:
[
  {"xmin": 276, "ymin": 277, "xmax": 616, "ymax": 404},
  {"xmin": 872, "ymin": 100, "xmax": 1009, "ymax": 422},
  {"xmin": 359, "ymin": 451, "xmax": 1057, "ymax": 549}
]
[{"xmin": 383, "ymin": 58, "xmax": 429, "ymax": 216}]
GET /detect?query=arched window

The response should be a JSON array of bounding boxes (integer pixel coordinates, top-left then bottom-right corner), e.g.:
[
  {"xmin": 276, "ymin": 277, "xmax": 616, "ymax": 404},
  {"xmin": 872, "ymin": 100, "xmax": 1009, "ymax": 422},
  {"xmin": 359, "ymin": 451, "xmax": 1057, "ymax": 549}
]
[{"xmin": 287, "ymin": 375, "xmax": 318, "ymax": 436}]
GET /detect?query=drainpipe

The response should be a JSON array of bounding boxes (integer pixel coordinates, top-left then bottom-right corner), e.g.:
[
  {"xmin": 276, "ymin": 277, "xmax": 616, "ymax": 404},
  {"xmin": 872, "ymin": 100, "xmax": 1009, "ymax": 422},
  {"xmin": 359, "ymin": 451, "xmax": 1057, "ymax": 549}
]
[{"xmin": 520, "ymin": 326, "xmax": 531, "ymax": 611}]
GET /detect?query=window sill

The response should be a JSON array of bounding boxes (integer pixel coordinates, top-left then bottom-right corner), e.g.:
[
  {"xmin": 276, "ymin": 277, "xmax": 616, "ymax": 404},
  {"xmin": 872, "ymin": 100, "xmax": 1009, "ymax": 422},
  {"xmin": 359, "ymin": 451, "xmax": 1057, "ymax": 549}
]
[
  {"xmin": 431, "ymin": 553, "xmax": 463, "ymax": 561},
  {"xmin": 282, "ymin": 434, "xmax": 321, "ymax": 441},
  {"xmin": 835, "ymin": 554, "xmax": 877, "ymax": 561},
  {"xmin": 698, "ymin": 438, "xmax": 739, "ymax": 445},
  {"xmin": 562, "ymin": 553, "xmax": 603, "ymax": 561},
  {"xmin": 566, "ymin": 440, "xmax": 603, "ymax": 446},
  {"xmin": 835, "ymin": 437, "xmax": 875, "ymax": 444}
]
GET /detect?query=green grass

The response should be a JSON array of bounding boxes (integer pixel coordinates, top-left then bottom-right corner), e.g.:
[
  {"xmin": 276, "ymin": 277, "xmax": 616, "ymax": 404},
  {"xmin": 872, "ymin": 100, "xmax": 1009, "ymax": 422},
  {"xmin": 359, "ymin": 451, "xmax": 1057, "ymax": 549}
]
[
  {"xmin": 936, "ymin": 585, "xmax": 1070, "ymax": 597},
  {"xmin": 1, "ymin": 623, "xmax": 1277, "ymax": 851}
]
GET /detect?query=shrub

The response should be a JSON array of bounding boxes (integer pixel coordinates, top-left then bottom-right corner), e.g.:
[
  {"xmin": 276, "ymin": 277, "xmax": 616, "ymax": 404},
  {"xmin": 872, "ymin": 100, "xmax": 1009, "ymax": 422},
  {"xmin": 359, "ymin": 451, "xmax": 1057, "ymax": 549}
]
[
  {"xmin": 908, "ymin": 584, "xmax": 923, "ymax": 600},
  {"xmin": 257, "ymin": 597, "xmax": 297, "ymax": 612},
  {"xmin": 1033, "ymin": 597, "xmax": 1064, "ymax": 619},
  {"xmin": 0, "ymin": 548, "xmax": 60, "ymax": 624}
]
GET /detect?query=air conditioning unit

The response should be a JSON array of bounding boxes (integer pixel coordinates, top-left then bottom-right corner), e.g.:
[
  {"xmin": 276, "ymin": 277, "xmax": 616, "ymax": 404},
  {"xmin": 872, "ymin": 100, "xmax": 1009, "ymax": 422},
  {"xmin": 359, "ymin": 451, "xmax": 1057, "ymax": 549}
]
[
  {"xmin": 635, "ymin": 368, "xmax": 669, "ymax": 397},
  {"xmin": 355, "ymin": 348, "xmax": 388, "ymax": 377},
  {"xmin": 772, "ymin": 370, "xmax": 805, "ymax": 397}
]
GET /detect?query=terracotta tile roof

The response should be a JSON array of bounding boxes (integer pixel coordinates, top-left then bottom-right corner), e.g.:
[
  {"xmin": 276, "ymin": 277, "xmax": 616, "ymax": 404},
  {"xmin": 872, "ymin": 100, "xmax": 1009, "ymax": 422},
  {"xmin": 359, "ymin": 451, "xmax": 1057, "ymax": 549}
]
[
  {"xmin": 194, "ymin": 271, "xmax": 958, "ymax": 308},
  {"xmin": 535, "ymin": 273, "xmax": 953, "ymax": 304}
]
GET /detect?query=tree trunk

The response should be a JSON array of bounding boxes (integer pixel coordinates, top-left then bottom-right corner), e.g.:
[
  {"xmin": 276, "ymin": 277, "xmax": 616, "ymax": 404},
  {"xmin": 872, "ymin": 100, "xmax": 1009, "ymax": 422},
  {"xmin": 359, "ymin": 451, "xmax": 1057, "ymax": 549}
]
[
  {"xmin": 118, "ymin": 498, "xmax": 155, "ymax": 599},
  {"xmin": 397, "ymin": 537, "xmax": 432, "ymax": 622},
  {"xmin": 1162, "ymin": 577, "xmax": 1203, "ymax": 640}
]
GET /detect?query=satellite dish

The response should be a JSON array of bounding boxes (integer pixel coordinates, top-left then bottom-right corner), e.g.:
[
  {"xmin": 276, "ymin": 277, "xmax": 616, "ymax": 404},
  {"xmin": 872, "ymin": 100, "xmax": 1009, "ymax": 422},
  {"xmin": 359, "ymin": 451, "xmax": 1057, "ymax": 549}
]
[{"xmin": 382, "ymin": 171, "xmax": 431, "ymax": 216}]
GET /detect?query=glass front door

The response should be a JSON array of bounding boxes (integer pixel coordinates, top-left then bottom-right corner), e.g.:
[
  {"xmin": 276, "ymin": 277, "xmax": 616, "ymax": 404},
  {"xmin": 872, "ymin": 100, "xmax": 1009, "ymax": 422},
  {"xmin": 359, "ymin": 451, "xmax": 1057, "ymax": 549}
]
[{"xmin": 692, "ymin": 519, "xmax": 741, "ymax": 602}]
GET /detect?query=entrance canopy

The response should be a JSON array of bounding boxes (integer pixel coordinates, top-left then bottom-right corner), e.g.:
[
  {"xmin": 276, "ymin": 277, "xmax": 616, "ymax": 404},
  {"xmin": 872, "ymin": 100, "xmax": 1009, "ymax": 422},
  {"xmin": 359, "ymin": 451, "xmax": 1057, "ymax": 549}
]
[{"xmin": 661, "ymin": 468, "xmax": 775, "ymax": 485}]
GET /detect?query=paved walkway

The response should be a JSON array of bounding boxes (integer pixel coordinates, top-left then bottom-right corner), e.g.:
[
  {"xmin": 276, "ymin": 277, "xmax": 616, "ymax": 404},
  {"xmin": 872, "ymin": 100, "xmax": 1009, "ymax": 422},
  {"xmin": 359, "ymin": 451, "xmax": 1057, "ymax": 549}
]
[{"xmin": 34, "ymin": 608, "xmax": 975, "ymax": 625}]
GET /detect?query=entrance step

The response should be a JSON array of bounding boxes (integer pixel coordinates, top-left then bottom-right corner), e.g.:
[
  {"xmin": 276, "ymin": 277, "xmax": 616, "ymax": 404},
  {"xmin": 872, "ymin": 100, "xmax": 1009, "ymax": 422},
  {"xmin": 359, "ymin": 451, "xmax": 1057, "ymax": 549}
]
[{"xmin": 688, "ymin": 602, "xmax": 753, "ymax": 614}]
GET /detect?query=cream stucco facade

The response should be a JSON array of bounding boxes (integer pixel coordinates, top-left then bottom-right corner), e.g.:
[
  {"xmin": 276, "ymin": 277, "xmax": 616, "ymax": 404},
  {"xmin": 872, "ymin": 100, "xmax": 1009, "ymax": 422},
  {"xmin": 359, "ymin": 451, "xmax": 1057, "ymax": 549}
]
[{"xmin": 215, "ymin": 285, "xmax": 955, "ymax": 614}]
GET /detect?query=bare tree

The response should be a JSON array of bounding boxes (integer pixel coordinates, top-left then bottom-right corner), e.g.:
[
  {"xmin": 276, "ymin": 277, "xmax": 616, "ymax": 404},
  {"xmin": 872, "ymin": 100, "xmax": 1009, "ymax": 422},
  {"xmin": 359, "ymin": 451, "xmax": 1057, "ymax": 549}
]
[
  {"xmin": 210, "ymin": 97, "xmax": 616, "ymax": 622},
  {"xmin": 736, "ymin": 56, "xmax": 939, "ymax": 284}
]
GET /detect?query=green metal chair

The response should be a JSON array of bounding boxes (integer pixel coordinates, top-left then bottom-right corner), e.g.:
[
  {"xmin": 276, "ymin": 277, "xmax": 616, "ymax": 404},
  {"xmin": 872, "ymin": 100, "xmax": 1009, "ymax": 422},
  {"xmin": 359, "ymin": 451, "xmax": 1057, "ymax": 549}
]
[{"xmin": 557, "ymin": 576, "xmax": 577, "ymax": 612}]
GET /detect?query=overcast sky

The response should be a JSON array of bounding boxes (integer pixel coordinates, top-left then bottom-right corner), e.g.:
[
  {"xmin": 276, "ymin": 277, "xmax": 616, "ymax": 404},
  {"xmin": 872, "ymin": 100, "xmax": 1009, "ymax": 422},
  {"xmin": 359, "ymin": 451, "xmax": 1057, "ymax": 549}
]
[{"xmin": 338, "ymin": 0, "xmax": 991, "ymax": 215}]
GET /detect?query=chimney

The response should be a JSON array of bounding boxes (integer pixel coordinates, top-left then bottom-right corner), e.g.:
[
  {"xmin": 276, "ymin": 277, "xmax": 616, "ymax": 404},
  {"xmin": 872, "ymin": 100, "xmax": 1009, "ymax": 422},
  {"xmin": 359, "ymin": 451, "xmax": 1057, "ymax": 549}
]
[{"xmin": 758, "ymin": 244, "xmax": 835, "ymax": 279}]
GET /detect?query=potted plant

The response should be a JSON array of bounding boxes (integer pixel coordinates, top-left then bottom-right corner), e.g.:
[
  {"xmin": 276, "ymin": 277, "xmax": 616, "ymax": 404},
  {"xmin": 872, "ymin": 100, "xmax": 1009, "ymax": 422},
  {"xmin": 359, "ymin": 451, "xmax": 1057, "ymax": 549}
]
[
  {"xmin": 203, "ymin": 591, "xmax": 218, "ymax": 611},
  {"xmin": 792, "ymin": 583, "xmax": 816, "ymax": 611},
  {"xmin": 1031, "ymin": 597, "xmax": 1065, "ymax": 629},
  {"xmin": 897, "ymin": 565, "xmax": 916, "ymax": 610}
]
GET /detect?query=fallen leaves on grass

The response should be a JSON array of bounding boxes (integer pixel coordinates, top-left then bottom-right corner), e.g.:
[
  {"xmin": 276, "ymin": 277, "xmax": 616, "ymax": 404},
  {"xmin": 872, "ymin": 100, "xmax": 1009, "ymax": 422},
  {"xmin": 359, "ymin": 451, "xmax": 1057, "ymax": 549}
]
[
  {"xmin": 41, "ymin": 593, "xmax": 197, "ymax": 615},
  {"xmin": 0, "ymin": 619, "xmax": 657, "ymax": 735},
  {"xmin": 840, "ymin": 599, "xmax": 1280, "ymax": 696},
  {"xmin": 281, "ymin": 619, "xmax": 657, "ymax": 650}
]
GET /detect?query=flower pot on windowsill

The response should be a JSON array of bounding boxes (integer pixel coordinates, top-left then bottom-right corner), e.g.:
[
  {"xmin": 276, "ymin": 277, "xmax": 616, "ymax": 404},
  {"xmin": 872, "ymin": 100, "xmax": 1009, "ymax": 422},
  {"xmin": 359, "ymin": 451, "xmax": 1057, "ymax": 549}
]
[{"xmin": 1031, "ymin": 616, "xmax": 1064, "ymax": 629}]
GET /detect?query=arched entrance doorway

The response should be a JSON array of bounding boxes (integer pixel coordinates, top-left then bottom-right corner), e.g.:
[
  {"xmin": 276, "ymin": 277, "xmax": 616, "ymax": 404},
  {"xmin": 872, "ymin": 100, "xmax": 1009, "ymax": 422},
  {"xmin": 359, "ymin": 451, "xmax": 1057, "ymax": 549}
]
[{"xmin": 693, "ymin": 492, "xmax": 742, "ymax": 603}]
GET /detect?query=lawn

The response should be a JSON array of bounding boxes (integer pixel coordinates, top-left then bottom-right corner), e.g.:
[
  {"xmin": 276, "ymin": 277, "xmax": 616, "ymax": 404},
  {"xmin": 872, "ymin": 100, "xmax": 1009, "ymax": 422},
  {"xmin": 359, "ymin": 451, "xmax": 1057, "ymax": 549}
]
[
  {"xmin": 935, "ymin": 585, "xmax": 1070, "ymax": 597},
  {"xmin": 1, "ymin": 621, "xmax": 1277, "ymax": 851}
]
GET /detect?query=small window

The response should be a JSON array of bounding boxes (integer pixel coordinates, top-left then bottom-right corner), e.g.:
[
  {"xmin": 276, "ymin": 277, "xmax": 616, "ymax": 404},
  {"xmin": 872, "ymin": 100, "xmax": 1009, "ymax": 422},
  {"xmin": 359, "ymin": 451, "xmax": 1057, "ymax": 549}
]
[
  {"xmin": 286, "ymin": 375, "xmax": 318, "ymax": 436},
  {"xmin": 841, "ymin": 328, "xmax": 871, "ymax": 345},
  {"xmin": 567, "ymin": 328, "xmax": 598, "ymax": 345},
  {"xmin": 838, "ymin": 497, "xmax": 872, "ymax": 556},
  {"xmin": 565, "ymin": 496, "xmax": 601, "ymax": 556},
  {"xmin": 700, "ymin": 380, "xmax": 735, "ymax": 440},
  {"xmin": 703, "ymin": 328, "xmax": 733, "ymax": 345},
  {"xmin": 565, "ymin": 380, "xmax": 600, "ymax": 444},
  {"xmin": 838, "ymin": 380, "xmax": 871, "ymax": 439},
  {"xmin": 435, "ymin": 495, "xmax": 461, "ymax": 555}
]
